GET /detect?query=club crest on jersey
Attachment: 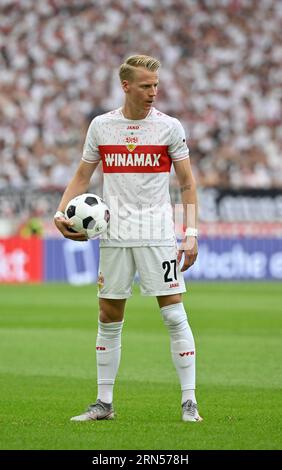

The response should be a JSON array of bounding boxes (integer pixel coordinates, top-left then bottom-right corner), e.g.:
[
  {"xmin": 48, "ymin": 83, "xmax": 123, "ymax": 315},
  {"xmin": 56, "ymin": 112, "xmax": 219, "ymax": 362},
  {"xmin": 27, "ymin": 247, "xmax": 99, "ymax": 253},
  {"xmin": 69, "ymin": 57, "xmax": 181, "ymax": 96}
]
[{"xmin": 126, "ymin": 144, "xmax": 137, "ymax": 152}]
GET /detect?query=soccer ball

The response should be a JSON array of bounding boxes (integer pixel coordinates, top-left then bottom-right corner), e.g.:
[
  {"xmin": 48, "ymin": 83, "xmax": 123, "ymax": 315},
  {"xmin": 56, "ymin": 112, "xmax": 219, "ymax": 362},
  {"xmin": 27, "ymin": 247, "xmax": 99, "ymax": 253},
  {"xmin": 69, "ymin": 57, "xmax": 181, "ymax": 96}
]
[{"xmin": 65, "ymin": 193, "xmax": 110, "ymax": 239}]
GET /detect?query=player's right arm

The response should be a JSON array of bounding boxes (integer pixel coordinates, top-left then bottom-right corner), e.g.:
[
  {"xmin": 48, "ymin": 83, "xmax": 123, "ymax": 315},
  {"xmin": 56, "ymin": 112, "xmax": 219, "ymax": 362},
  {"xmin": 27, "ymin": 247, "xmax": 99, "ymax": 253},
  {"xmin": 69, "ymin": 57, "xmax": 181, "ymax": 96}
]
[{"xmin": 54, "ymin": 160, "xmax": 99, "ymax": 241}]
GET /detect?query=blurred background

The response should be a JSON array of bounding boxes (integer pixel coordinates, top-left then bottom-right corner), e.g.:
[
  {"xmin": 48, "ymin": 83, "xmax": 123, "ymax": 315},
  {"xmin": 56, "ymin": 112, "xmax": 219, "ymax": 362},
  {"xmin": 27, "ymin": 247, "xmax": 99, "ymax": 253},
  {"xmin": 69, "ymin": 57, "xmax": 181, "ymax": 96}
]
[{"xmin": 0, "ymin": 0, "xmax": 281, "ymax": 283}]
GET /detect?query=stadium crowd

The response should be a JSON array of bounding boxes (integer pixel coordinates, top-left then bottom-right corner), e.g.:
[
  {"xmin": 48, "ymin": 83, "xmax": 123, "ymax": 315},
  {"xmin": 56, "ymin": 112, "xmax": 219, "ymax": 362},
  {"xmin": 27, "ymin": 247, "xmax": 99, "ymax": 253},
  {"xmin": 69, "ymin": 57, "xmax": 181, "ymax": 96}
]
[{"xmin": 1, "ymin": 0, "xmax": 282, "ymax": 191}]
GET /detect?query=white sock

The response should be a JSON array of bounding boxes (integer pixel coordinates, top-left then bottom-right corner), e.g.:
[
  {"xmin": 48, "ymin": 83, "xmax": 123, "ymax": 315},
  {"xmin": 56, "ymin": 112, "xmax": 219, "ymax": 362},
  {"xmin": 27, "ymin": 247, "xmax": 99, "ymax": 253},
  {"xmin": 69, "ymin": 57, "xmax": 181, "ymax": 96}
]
[
  {"xmin": 160, "ymin": 302, "xmax": 196, "ymax": 404},
  {"xmin": 182, "ymin": 389, "xmax": 196, "ymax": 404},
  {"xmin": 96, "ymin": 320, "xmax": 124, "ymax": 404}
]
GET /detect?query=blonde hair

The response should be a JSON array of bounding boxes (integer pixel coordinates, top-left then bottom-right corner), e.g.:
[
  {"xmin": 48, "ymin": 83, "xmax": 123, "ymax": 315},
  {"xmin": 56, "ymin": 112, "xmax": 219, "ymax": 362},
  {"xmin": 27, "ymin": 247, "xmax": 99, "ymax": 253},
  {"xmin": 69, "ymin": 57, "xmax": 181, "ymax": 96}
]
[{"xmin": 119, "ymin": 55, "xmax": 161, "ymax": 82}]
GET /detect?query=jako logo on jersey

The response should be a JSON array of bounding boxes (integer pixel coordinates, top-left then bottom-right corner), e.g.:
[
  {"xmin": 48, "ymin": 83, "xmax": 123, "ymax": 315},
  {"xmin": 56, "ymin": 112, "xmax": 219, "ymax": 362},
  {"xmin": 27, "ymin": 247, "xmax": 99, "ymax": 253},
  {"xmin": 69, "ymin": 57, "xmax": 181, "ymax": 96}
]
[
  {"xmin": 127, "ymin": 125, "xmax": 139, "ymax": 129},
  {"xmin": 179, "ymin": 351, "xmax": 195, "ymax": 357},
  {"xmin": 169, "ymin": 282, "xmax": 179, "ymax": 288}
]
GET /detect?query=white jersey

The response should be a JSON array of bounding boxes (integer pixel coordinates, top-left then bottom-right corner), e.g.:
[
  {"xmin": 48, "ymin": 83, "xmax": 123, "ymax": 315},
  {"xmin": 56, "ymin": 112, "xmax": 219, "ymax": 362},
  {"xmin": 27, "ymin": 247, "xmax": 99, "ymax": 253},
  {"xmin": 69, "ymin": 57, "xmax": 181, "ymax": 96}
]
[{"xmin": 82, "ymin": 107, "xmax": 189, "ymax": 247}]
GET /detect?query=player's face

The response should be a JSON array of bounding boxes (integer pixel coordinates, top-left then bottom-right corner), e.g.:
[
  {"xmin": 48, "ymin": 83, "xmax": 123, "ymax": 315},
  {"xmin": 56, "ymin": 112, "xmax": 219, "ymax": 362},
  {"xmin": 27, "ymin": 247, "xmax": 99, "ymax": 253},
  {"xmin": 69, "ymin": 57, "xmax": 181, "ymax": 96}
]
[{"xmin": 123, "ymin": 68, "xmax": 159, "ymax": 112}]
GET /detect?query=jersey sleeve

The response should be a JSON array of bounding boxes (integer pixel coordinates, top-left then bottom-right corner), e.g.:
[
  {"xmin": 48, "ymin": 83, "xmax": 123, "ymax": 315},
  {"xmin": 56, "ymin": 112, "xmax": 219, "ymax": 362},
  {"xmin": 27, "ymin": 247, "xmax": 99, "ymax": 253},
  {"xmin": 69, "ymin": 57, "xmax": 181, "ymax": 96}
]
[
  {"xmin": 82, "ymin": 118, "xmax": 101, "ymax": 163},
  {"xmin": 168, "ymin": 118, "xmax": 189, "ymax": 161}
]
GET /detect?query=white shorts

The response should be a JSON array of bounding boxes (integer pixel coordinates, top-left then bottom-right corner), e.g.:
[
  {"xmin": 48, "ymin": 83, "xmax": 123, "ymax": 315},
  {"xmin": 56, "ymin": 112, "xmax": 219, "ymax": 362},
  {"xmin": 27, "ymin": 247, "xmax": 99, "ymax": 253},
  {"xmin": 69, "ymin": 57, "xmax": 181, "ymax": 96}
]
[{"xmin": 98, "ymin": 246, "xmax": 186, "ymax": 298}]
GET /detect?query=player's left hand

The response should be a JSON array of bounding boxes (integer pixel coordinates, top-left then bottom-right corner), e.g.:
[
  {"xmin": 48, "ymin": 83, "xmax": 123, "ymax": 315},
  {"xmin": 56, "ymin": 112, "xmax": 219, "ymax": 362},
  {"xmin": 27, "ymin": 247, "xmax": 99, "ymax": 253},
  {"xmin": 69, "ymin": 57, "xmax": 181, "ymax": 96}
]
[{"xmin": 177, "ymin": 236, "xmax": 198, "ymax": 272}]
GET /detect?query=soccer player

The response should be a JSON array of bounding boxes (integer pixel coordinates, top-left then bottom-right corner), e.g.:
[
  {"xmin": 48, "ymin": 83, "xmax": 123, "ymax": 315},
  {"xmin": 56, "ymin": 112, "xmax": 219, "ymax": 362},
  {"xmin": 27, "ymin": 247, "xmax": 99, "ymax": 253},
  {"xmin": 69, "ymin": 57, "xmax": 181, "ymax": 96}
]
[{"xmin": 54, "ymin": 55, "xmax": 202, "ymax": 422}]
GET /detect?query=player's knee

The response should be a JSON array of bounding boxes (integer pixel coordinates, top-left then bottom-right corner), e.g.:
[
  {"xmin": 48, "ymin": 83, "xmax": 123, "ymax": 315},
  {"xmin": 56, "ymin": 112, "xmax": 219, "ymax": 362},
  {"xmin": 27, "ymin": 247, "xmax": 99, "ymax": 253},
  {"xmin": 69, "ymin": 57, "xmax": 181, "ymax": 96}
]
[
  {"xmin": 99, "ymin": 298, "xmax": 125, "ymax": 322},
  {"xmin": 157, "ymin": 294, "xmax": 182, "ymax": 308},
  {"xmin": 160, "ymin": 302, "xmax": 187, "ymax": 329}
]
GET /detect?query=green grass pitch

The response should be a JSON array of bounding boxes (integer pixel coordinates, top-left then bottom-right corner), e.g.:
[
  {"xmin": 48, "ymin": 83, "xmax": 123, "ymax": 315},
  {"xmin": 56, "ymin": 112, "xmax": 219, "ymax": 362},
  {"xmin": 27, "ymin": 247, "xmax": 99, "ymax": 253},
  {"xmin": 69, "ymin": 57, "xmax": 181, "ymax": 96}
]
[{"xmin": 0, "ymin": 282, "xmax": 281, "ymax": 450}]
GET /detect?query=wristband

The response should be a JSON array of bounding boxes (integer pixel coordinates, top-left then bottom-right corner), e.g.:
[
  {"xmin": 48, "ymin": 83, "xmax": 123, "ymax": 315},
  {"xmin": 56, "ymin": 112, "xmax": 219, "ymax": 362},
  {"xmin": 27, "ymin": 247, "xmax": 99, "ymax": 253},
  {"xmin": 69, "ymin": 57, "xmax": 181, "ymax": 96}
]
[
  {"xmin": 185, "ymin": 228, "xmax": 198, "ymax": 237},
  {"xmin": 54, "ymin": 210, "xmax": 65, "ymax": 220}
]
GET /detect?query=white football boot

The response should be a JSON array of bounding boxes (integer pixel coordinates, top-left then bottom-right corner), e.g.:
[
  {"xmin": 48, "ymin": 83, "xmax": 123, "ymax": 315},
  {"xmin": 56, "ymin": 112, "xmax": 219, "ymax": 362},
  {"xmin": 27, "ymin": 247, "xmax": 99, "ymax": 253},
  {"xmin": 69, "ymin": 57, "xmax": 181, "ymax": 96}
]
[
  {"xmin": 70, "ymin": 399, "xmax": 114, "ymax": 422},
  {"xmin": 182, "ymin": 400, "xmax": 203, "ymax": 422}
]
